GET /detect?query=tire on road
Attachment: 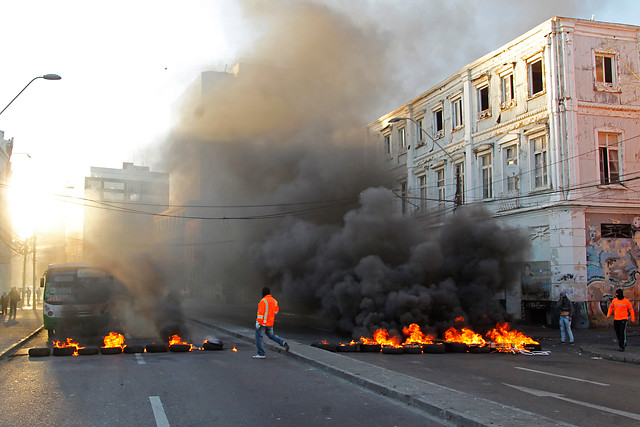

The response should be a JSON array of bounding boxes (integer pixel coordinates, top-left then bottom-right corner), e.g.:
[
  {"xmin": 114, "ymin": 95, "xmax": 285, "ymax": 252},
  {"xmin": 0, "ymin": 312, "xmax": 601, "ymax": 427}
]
[
  {"xmin": 123, "ymin": 345, "xmax": 145, "ymax": 354},
  {"xmin": 402, "ymin": 345, "xmax": 423, "ymax": 354},
  {"xmin": 203, "ymin": 341, "xmax": 224, "ymax": 351},
  {"xmin": 52, "ymin": 347, "xmax": 75, "ymax": 357},
  {"xmin": 468, "ymin": 345, "xmax": 492, "ymax": 354},
  {"xmin": 169, "ymin": 344, "xmax": 191, "ymax": 352},
  {"xmin": 311, "ymin": 342, "xmax": 337, "ymax": 352},
  {"xmin": 28, "ymin": 347, "xmax": 51, "ymax": 357},
  {"xmin": 421, "ymin": 343, "xmax": 446, "ymax": 354},
  {"xmin": 381, "ymin": 346, "xmax": 403, "ymax": 354},
  {"xmin": 78, "ymin": 346, "xmax": 99, "ymax": 356},
  {"xmin": 360, "ymin": 343, "xmax": 381, "ymax": 353},
  {"xmin": 145, "ymin": 343, "xmax": 168, "ymax": 353},
  {"xmin": 336, "ymin": 343, "xmax": 359, "ymax": 352},
  {"xmin": 444, "ymin": 342, "xmax": 468, "ymax": 353},
  {"xmin": 100, "ymin": 346, "xmax": 123, "ymax": 355}
]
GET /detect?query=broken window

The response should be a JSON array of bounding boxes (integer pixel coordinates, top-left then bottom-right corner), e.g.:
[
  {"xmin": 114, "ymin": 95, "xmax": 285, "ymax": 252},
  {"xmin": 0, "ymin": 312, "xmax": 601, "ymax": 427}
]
[
  {"xmin": 452, "ymin": 97, "xmax": 463, "ymax": 129},
  {"xmin": 501, "ymin": 73, "xmax": 515, "ymax": 107},
  {"xmin": 595, "ymin": 54, "xmax": 615, "ymax": 85},
  {"xmin": 400, "ymin": 181, "xmax": 408, "ymax": 214},
  {"xmin": 398, "ymin": 127, "xmax": 406, "ymax": 152},
  {"xmin": 455, "ymin": 161, "xmax": 465, "ymax": 204},
  {"xmin": 383, "ymin": 134, "xmax": 391, "ymax": 156},
  {"xmin": 528, "ymin": 59, "xmax": 544, "ymax": 97},
  {"xmin": 601, "ymin": 223, "xmax": 632, "ymax": 239},
  {"xmin": 599, "ymin": 132, "xmax": 620, "ymax": 185},
  {"xmin": 433, "ymin": 107, "xmax": 444, "ymax": 136},
  {"xmin": 477, "ymin": 85, "xmax": 490, "ymax": 119},
  {"xmin": 416, "ymin": 117, "xmax": 424, "ymax": 145}
]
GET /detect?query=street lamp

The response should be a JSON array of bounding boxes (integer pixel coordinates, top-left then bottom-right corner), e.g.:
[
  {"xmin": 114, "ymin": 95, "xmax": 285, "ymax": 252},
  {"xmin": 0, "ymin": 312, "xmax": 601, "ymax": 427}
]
[
  {"xmin": 389, "ymin": 117, "xmax": 462, "ymax": 206},
  {"xmin": 0, "ymin": 74, "xmax": 62, "ymax": 116}
]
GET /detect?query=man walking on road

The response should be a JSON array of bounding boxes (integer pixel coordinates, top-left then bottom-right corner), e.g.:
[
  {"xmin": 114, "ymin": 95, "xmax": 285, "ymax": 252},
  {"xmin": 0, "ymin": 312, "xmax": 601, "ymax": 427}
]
[
  {"xmin": 253, "ymin": 287, "xmax": 289, "ymax": 359},
  {"xmin": 607, "ymin": 288, "xmax": 635, "ymax": 351}
]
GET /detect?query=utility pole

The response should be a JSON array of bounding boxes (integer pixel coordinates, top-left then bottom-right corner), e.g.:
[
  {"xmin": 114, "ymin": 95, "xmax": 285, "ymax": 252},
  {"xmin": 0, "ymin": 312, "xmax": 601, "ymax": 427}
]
[
  {"xmin": 31, "ymin": 235, "xmax": 37, "ymax": 310},
  {"xmin": 21, "ymin": 240, "xmax": 27, "ymax": 308}
]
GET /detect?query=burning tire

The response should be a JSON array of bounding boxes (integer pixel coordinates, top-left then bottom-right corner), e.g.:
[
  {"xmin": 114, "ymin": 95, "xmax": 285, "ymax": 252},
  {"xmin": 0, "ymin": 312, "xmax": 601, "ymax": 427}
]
[
  {"xmin": 169, "ymin": 344, "xmax": 191, "ymax": 352},
  {"xmin": 444, "ymin": 342, "xmax": 468, "ymax": 353},
  {"xmin": 146, "ymin": 343, "xmax": 168, "ymax": 353},
  {"xmin": 402, "ymin": 345, "xmax": 422, "ymax": 354},
  {"xmin": 336, "ymin": 343, "xmax": 360, "ymax": 352},
  {"xmin": 52, "ymin": 347, "xmax": 75, "ymax": 357},
  {"xmin": 360, "ymin": 343, "xmax": 381, "ymax": 353},
  {"xmin": 468, "ymin": 345, "xmax": 491, "ymax": 354},
  {"xmin": 123, "ymin": 345, "xmax": 145, "ymax": 354},
  {"xmin": 381, "ymin": 346, "xmax": 403, "ymax": 354},
  {"xmin": 524, "ymin": 343, "xmax": 542, "ymax": 351},
  {"xmin": 311, "ymin": 342, "xmax": 336, "ymax": 352},
  {"xmin": 100, "ymin": 346, "xmax": 123, "ymax": 355},
  {"xmin": 78, "ymin": 346, "xmax": 99, "ymax": 356},
  {"xmin": 421, "ymin": 343, "xmax": 445, "ymax": 354},
  {"xmin": 28, "ymin": 347, "xmax": 51, "ymax": 357},
  {"xmin": 203, "ymin": 341, "xmax": 224, "ymax": 351}
]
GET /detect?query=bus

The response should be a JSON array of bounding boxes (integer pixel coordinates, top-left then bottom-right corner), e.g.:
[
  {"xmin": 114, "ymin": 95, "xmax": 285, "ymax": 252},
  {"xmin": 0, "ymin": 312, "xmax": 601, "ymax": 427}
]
[{"xmin": 40, "ymin": 263, "xmax": 128, "ymax": 339}]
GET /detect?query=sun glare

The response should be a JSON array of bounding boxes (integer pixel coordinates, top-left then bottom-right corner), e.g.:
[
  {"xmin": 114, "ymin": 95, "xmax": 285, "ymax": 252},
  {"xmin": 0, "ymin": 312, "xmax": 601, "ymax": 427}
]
[{"xmin": 9, "ymin": 167, "xmax": 59, "ymax": 239}]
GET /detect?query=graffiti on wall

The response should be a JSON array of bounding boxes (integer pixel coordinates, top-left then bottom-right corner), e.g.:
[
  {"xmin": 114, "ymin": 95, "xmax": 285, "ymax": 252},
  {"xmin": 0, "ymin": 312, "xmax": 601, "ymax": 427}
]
[
  {"xmin": 586, "ymin": 216, "xmax": 640, "ymax": 325},
  {"xmin": 521, "ymin": 261, "xmax": 551, "ymax": 300}
]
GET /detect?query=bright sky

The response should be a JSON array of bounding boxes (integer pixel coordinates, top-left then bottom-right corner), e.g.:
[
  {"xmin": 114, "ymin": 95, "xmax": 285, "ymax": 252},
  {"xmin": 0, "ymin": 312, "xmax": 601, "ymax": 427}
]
[{"xmin": 1, "ymin": 0, "xmax": 640, "ymax": 238}]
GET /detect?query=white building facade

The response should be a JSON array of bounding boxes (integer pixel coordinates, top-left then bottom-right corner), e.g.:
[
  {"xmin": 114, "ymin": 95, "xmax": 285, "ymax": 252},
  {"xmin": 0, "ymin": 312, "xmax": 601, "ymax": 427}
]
[{"xmin": 367, "ymin": 17, "xmax": 640, "ymax": 327}]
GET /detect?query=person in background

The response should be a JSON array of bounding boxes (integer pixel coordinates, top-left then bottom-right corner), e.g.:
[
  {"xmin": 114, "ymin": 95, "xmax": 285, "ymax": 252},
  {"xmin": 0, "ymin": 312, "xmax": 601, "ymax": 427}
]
[
  {"xmin": 0, "ymin": 291, "xmax": 7, "ymax": 317},
  {"xmin": 556, "ymin": 290, "xmax": 575, "ymax": 344},
  {"xmin": 8, "ymin": 287, "xmax": 20, "ymax": 320},
  {"xmin": 607, "ymin": 288, "xmax": 635, "ymax": 352},
  {"xmin": 253, "ymin": 287, "xmax": 289, "ymax": 359}
]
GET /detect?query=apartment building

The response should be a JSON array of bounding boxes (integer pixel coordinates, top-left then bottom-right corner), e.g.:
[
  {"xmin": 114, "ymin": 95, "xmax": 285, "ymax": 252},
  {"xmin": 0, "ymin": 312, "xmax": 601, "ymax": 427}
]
[{"xmin": 367, "ymin": 17, "xmax": 640, "ymax": 327}]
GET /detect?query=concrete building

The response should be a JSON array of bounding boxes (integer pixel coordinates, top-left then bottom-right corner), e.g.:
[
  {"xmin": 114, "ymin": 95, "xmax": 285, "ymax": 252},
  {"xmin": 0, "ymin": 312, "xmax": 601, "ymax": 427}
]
[
  {"xmin": 367, "ymin": 17, "xmax": 640, "ymax": 327},
  {"xmin": 0, "ymin": 131, "xmax": 13, "ymax": 293},
  {"xmin": 84, "ymin": 162, "xmax": 169, "ymax": 262}
]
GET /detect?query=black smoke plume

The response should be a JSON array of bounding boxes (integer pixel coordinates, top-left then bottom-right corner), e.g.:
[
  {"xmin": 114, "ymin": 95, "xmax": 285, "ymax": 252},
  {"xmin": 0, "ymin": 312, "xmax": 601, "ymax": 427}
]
[{"xmin": 251, "ymin": 188, "xmax": 529, "ymax": 337}]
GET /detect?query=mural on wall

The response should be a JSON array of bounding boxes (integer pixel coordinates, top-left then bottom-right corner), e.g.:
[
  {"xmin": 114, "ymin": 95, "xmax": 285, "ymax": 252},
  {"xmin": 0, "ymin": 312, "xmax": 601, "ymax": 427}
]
[{"xmin": 586, "ymin": 215, "xmax": 640, "ymax": 326}]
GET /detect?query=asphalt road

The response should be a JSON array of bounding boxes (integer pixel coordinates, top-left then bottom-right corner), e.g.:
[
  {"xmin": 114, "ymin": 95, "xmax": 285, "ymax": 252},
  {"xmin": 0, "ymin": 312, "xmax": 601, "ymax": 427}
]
[
  {"xmin": 186, "ymin": 301, "xmax": 640, "ymax": 427},
  {"xmin": 0, "ymin": 322, "xmax": 446, "ymax": 427}
]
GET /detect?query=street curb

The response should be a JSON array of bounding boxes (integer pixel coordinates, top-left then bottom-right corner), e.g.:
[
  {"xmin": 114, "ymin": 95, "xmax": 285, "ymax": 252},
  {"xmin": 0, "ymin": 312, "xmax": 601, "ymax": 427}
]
[
  {"xmin": 579, "ymin": 344, "xmax": 640, "ymax": 365},
  {"xmin": 0, "ymin": 325, "xmax": 44, "ymax": 359},
  {"xmin": 188, "ymin": 317, "xmax": 574, "ymax": 427}
]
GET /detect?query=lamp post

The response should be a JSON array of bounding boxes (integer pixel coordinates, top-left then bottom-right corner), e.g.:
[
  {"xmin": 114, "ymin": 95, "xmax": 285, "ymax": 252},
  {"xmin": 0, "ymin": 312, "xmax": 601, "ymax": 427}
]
[
  {"xmin": 0, "ymin": 74, "xmax": 62, "ymax": 117},
  {"xmin": 389, "ymin": 117, "xmax": 462, "ymax": 206}
]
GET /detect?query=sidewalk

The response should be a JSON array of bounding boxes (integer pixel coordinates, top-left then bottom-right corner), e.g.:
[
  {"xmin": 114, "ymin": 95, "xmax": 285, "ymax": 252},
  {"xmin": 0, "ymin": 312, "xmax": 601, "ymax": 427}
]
[
  {"xmin": 514, "ymin": 323, "xmax": 640, "ymax": 364},
  {"xmin": 0, "ymin": 306, "xmax": 43, "ymax": 358}
]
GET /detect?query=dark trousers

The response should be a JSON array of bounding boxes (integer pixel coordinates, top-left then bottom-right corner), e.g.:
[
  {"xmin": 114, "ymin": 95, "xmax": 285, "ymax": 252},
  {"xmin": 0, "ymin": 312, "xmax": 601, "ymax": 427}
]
[{"xmin": 614, "ymin": 319, "xmax": 628, "ymax": 349}]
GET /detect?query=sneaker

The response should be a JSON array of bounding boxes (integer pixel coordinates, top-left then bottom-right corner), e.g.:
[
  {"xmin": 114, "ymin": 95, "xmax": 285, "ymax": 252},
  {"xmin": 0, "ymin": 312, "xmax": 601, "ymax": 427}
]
[
  {"xmin": 559, "ymin": 341, "xmax": 565, "ymax": 344},
  {"xmin": 252, "ymin": 355, "xmax": 266, "ymax": 359},
  {"xmin": 569, "ymin": 342, "xmax": 575, "ymax": 345},
  {"xmin": 284, "ymin": 342, "xmax": 290, "ymax": 352}
]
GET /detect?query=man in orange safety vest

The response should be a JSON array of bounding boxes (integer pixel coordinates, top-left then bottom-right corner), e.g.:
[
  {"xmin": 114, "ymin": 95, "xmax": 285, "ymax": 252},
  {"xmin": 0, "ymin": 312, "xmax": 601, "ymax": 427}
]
[
  {"xmin": 253, "ymin": 287, "xmax": 289, "ymax": 359},
  {"xmin": 607, "ymin": 288, "xmax": 635, "ymax": 352}
]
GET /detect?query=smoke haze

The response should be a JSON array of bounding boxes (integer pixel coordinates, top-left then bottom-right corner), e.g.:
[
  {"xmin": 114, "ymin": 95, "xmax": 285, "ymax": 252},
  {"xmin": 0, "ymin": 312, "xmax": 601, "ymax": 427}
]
[{"xmin": 83, "ymin": 0, "xmax": 596, "ymax": 338}]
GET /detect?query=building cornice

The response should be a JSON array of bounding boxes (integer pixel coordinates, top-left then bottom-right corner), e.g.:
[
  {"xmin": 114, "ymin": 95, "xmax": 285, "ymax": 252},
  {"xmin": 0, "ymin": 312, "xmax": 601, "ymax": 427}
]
[
  {"xmin": 471, "ymin": 108, "xmax": 548, "ymax": 142},
  {"xmin": 577, "ymin": 101, "xmax": 640, "ymax": 117}
]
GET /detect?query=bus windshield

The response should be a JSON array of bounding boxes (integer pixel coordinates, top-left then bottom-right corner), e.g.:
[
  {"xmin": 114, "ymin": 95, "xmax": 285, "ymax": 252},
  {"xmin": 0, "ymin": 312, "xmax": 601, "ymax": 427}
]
[{"xmin": 44, "ymin": 268, "xmax": 112, "ymax": 304}]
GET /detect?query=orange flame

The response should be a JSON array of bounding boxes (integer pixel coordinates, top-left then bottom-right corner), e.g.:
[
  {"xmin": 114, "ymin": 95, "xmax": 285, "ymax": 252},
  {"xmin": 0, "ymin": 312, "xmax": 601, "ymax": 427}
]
[
  {"xmin": 454, "ymin": 316, "xmax": 465, "ymax": 323},
  {"xmin": 53, "ymin": 338, "xmax": 83, "ymax": 355},
  {"xmin": 232, "ymin": 346, "xmax": 238, "ymax": 352},
  {"xmin": 444, "ymin": 327, "xmax": 486, "ymax": 345},
  {"xmin": 402, "ymin": 323, "xmax": 435, "ymax": 345},
  {"xmin": 486, "ymin": 323, "xmax": 539, "ymax": 351},
  {"xmin": 371, "ymin": 329, "xmax": 402, "ymax": 348},
  {"xmin": 169, "ymin": 334, "xmax": 193, "ymax": 350},
  {"xmin": 103, "ymin": 332, "xmax": 125, "ymax": 348}
]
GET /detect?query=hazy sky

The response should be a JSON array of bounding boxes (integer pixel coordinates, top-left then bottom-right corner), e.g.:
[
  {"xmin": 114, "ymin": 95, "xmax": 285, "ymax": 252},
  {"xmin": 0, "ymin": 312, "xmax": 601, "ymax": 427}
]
[{"xmin": 1, "ymin": 0, "xmax": 639, "ymax": 232}]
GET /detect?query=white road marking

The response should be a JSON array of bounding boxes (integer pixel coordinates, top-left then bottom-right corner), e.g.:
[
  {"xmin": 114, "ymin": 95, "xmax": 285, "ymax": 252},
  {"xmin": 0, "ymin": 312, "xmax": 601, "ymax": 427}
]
[
  {"xmin": 149, "ymin": 396, "xmax": 170, "ymax": 427},
  {"xmin": 135, "ymin": 353, "xmax": 145, "ymax": 365},
  {"xmin": 504, "ymin": 383, "xmax": 640, "ymax": 421},
  {"xmin": 514, "ymin": 366, "xmax": 609, "ymax": 386}
]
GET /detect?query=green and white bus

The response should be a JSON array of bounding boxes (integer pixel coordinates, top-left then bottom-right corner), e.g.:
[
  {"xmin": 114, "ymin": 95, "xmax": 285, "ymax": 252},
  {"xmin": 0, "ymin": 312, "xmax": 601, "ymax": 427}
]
[{"xmin": 40, "ymin": 263, "xmax": 127, "ymax": 339}]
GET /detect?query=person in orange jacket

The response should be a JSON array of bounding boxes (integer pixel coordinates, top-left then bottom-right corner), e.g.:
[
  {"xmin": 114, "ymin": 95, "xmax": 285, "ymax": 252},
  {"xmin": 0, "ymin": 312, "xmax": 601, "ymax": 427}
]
[
  {"xmin": 253, "ymin": 287, "xmax": 289, "ymax": 359},
  {"xmin": 607, "ymin": 288, "xmax": 635, "ymax": 351}
]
